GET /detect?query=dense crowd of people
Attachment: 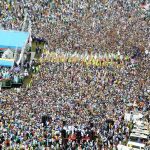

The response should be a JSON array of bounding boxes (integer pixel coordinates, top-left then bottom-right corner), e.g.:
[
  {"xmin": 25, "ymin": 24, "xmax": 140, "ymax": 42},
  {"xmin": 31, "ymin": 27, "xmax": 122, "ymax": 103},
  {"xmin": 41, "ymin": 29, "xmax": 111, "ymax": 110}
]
[
  {"xmin": 1, "ymin": 48, "xmax": 149, "ymax": 149},
  {"xmin": 0, "ymin": 0, "xmax": 149, "ymax": 149},
  {"xmin": 0, "ymin": 53, "xmax": 149, "ymax": 149},
  {"xmin": 0, "ymin": 0, "xmax": 149, "ymax": 54}
]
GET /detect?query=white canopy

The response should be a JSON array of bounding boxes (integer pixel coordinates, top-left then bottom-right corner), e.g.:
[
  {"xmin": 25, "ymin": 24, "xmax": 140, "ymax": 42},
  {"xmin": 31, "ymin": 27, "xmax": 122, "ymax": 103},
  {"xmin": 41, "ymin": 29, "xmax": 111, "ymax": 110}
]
[{"xmin": 2, "ymin": 49, "xmax": 14, "ymax": 59}]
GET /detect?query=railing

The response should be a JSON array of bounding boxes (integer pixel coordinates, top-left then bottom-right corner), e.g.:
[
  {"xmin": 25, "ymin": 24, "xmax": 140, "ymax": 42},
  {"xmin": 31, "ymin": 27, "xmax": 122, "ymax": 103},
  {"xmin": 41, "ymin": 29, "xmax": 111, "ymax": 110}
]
[{"xmin": 17, "ymin": 0, "xmax": 32, "ymax": 66}]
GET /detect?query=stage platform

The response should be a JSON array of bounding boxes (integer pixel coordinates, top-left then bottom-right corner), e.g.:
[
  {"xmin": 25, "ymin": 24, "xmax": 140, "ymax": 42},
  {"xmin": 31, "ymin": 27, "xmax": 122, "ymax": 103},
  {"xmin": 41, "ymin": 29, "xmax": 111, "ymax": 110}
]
[{"xmin": 0, "ymin": 30, "xmax": 29, "ymax": 49}]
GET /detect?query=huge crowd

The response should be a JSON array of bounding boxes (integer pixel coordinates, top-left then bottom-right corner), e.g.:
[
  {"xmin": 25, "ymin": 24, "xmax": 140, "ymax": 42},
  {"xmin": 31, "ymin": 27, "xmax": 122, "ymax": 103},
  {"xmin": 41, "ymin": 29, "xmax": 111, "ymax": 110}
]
[
  {"xmin": 0, "ymin": 0, "xmax": 149, "ymax": 54},
  {"xmin": 0, "ymin": 0, "xmax": 150, "ymax": 149}
]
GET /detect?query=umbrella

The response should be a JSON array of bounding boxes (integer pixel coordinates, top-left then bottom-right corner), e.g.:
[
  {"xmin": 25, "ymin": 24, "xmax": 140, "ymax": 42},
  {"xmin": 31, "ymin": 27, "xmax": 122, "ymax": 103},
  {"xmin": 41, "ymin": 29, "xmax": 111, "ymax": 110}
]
[{"xmin": 14, "ymin": 67, "xmax": 20, "ymax": 72}]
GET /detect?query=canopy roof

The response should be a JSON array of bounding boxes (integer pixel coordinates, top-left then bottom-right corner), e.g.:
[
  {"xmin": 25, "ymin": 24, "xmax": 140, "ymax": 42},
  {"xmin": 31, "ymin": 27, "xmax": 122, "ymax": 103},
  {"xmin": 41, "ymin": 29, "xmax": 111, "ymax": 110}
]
[
  {"xmin": 0, "ymin": 58, "xmax": 14, "ymax": 67},
  {"xmin": 0, "ymin": 30, "xmax": 29, "ymax": 49}
]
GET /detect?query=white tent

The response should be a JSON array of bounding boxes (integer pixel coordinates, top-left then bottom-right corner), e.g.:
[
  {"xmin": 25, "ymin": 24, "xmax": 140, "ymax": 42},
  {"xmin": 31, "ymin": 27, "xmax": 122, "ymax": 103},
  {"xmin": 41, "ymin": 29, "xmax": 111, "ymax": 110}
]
[{"xmin": 2, "ymin": 49, "xmax": 14, "ymax": 59}]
